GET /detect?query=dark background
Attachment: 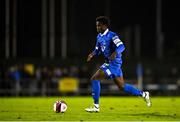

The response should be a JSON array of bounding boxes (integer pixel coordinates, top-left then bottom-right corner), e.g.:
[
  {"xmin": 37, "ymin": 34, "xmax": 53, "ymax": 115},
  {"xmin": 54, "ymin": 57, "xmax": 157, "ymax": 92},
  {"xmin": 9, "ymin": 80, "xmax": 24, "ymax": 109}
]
[
  {"xmin": 1, "ymin": 0, "xmax": 178, "ymax": 60},
  {"xmin": 0, "ymin": 0, "xmax": 180, "ymax": 96}
]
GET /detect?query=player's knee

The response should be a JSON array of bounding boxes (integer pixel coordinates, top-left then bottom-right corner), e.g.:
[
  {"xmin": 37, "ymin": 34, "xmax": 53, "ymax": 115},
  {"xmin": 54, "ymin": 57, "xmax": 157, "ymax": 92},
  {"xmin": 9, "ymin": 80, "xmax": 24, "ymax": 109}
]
[
  {"xmin": 90, "ymin": 76, "xmax": 97, "ymax": 81},
  {"xmin": 119, "ymin": 83, "xmax": 124, "ymax": 89},
  {"xmin": 90, "ymin": 75, "xmax": 100, "ymax": 81},
  {"xmin": 114, "ymin": 79, "xmax": 124, "ymax": 89},
  {"xmin": 90, "ymin": 76, "xmax": 94, "ymax": 81}
]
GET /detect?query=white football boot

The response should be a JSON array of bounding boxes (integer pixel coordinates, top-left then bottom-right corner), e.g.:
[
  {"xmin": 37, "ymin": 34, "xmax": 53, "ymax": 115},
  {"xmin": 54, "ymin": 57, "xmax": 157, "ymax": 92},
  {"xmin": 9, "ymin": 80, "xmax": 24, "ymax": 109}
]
[
  {"xmin": 143, "ymin": 91, "xmax": 152, "ymax": 107},
  {"xmin": 85, "ymin": 104, "xmax": 100, "ymax": 112}
]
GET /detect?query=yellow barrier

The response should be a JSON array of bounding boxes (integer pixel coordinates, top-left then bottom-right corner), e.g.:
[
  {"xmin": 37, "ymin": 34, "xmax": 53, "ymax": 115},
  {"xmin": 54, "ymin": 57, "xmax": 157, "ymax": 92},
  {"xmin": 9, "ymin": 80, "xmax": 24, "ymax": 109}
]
[{"xmin": 58, "ymin": 77, "xmax": 79, "ymax": 93}]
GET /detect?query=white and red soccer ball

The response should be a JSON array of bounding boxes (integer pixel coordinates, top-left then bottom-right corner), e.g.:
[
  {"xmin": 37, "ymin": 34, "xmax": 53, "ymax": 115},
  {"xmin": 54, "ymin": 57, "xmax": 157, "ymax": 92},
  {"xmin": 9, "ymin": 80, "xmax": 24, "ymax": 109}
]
[{"xmin": 53, "ymin": 100, "xmax": 67, "ymax": 113}]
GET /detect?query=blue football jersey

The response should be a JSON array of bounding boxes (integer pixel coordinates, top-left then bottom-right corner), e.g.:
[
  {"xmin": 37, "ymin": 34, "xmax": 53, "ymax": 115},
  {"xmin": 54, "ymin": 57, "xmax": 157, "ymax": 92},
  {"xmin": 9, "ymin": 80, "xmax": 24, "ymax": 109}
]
[{"xmin": 93, "ymin": 29, "xmax": 125, "ymax": 64}]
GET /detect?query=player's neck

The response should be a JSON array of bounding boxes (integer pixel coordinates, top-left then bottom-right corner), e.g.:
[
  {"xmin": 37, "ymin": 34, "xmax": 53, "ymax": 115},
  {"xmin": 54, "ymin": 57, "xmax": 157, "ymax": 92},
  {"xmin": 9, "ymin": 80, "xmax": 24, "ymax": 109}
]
[{"xmin": 100, "ymin": 28, "xmax": 109, "ymax": 36}]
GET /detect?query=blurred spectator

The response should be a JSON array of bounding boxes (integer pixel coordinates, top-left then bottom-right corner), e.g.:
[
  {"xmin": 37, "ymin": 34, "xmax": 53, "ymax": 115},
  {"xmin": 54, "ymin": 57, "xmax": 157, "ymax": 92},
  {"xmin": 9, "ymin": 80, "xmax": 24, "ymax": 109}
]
[
  {"xmin": 36, "ymin": 67, "xmax": 42, "ymax": 80},
  {"xmin": 9, "ymin": 65, "xmax": 21, "ymax": 96},
  {"xmin": 51, "ymin": 67, "xmax": 63, "ymax": 91},
  {"xmin": 61, "ymin": 67, "xmax": 69, "ymax": 77},
  {"xmin": 54, "ymin": 68, "xmax": 63, "ymax": 78},
  {"xmin": 0, "ymin": 61, "xmax": 180, "ymax": 96},
  {"xmin": 40, "ymin": 67, "xmax": 52, "ymax": 96},
  {"xmin": 69, "ymin": 65, "xmax": 79, "ymax": 77},
  {"xmin": 23, "ymin": 64, "xmax": 35, "ymax": 78}
]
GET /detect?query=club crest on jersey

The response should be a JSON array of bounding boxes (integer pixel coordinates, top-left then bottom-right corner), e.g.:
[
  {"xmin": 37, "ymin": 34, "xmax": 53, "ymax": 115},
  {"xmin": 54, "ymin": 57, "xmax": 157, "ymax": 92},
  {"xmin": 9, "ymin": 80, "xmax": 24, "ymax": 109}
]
[{"xmin": 101, "ymin": 42, "xmax": 106, "ymax": 52}]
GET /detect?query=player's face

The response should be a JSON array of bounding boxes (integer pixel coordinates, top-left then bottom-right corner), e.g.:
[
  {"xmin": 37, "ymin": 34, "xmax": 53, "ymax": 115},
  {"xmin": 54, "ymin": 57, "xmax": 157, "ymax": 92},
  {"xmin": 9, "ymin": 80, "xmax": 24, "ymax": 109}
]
[{"xmin": 96, "ymin": 21, "xmax": 106, "ymax": 34}]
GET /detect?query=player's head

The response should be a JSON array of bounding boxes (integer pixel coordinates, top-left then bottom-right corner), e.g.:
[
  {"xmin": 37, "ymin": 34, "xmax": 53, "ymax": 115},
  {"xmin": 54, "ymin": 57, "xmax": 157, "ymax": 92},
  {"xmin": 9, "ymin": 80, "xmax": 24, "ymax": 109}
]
[{"xmin": 96, "ymin": 16, "xmax": 110, "ymax": 34}]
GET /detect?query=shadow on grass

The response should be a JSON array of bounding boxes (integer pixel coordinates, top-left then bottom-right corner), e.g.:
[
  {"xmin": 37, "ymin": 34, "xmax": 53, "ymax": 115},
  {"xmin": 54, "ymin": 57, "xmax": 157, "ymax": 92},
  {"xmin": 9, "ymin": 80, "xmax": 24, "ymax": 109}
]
[{"xmin": 122, "ymin": 112, "xmax": 177, "ymax": 118}]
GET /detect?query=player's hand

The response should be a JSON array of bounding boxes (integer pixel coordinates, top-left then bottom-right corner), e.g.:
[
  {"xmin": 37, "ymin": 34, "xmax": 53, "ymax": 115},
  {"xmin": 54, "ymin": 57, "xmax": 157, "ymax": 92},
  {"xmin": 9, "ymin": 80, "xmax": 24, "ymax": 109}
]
[
  {"xmin": 109, "ymin": 52, "xmax": 117, "ymax": 60},
  {"xmin": 87, "ymin": 53, "xmax": 94, "ymax": 62}
]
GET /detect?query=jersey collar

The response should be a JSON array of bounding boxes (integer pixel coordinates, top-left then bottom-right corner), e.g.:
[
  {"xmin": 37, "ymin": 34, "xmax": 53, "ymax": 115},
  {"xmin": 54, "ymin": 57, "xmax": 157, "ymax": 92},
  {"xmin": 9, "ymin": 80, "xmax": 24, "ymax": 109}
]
[{"xmin": 100, "ymin": 28, "xmax": 109, "ymax": 36}]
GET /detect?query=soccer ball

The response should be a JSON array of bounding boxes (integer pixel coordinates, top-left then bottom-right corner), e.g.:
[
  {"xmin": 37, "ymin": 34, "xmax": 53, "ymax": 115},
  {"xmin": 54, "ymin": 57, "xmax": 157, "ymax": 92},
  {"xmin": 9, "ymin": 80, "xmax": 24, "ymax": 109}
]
[{"xmin": 53, "ymin": 100, "xmax": 67, "ymax": 113}]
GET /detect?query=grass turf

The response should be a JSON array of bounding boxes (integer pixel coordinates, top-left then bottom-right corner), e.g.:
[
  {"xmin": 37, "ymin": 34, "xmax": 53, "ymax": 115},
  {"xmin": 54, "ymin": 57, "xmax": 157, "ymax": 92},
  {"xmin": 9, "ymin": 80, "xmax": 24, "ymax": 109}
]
[{"xmin": 0, "ymin": 96, "xmax": 180, "ymax": 121}]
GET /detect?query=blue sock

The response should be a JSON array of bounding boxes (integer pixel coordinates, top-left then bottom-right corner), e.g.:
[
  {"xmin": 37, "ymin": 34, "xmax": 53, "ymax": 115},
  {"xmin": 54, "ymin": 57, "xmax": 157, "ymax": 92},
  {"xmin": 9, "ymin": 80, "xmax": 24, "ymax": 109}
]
[
  {"xmin": 124, "ymin": 83, "xmax": 143, "ymax": 96},
  {"xmin": 92, "ymin": 80, "xmax": 101, "ymax": 104}
]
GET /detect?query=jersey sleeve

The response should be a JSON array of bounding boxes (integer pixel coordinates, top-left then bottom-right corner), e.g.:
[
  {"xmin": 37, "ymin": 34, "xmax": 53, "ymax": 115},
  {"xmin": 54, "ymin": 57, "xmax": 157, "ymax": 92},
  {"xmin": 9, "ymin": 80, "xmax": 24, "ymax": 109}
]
[
  {"xmin": 112, "ymin": 35, "xmax": 125, "ymax": 54},
  {"xmin": 92, "ymin": 40, "xmax": 101, "ymax": 56}
]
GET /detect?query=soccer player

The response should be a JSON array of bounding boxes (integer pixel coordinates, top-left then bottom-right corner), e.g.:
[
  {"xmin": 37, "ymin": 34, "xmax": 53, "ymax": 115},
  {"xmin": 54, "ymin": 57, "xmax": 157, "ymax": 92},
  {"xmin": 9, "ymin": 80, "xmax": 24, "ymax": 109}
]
[{"xmin": 85, "ymin": 16, "xmax": 151, "ymax": 112}]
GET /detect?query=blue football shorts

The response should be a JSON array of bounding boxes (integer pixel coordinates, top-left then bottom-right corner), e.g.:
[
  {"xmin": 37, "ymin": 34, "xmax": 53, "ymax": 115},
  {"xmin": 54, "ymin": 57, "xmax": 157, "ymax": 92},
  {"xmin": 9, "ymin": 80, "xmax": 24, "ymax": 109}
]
[{"xmin": 100, "ymin": 61, "xmax": 123, "ymax": 79}]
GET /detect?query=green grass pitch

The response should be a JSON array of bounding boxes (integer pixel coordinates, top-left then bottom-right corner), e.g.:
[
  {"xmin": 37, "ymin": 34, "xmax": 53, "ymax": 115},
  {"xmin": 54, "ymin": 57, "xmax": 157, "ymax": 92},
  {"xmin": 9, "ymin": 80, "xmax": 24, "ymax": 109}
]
[{"xmin": 0, "ymin": 96, "xmax": 180, "ymax": 121}]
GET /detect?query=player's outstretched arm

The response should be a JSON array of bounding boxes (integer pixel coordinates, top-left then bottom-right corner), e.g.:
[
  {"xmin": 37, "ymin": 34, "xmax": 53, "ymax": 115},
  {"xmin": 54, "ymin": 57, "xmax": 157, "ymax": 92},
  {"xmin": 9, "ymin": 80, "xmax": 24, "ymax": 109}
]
[{"xmin": 87, "ymin": 52, "xmax": 95, "ymax": 62}]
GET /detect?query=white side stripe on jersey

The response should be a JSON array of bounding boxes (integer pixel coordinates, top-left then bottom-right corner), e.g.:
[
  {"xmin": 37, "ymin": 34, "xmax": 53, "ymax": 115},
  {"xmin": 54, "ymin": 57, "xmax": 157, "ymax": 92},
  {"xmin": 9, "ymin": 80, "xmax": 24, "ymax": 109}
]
[
  {"xmin": 95, "ymin": 46, "xmax": 98, "ymax": 50},
  {"xmin": 106, "ymin": 69, "xmax": 111, "ymax": 76}
]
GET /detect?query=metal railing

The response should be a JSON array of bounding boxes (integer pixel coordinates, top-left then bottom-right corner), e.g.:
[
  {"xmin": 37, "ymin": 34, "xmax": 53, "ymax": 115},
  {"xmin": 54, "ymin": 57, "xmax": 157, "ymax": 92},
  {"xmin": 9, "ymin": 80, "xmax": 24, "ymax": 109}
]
[{"xmin": 0, "ymin": 78, "xmax": 179, "ymax": 96}]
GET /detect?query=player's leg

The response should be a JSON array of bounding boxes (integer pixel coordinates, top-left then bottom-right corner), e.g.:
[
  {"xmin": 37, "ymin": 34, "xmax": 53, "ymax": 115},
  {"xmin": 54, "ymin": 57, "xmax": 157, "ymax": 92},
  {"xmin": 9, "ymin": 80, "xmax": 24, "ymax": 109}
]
[
  {"xmin": 85, "ymin": 69, "xmax": 106, "ymax": 112},
  {"xmin": 113, "ymin": 77, "xmax": 151, "ymax": 107},
  {"xmin": 114, "ymin": 77, "xmax": 143, "ymax": 96},
  {"xmin": 90, "ymin": 69, "xmax": 106, "ymax": 106}
]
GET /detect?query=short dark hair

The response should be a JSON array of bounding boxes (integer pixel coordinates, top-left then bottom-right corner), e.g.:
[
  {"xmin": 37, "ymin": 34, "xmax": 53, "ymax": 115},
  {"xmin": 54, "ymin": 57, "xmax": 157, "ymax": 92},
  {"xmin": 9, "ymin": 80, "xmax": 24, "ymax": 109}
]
[{"xmin": 96, "ymin": 16, "xmax": 110, "ymax": 26}]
